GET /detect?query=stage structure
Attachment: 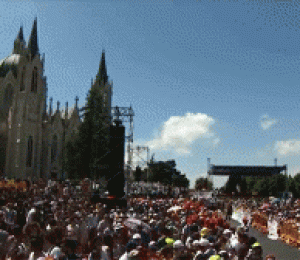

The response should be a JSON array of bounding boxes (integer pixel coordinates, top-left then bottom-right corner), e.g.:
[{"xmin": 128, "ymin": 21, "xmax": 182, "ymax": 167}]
[
  {"xmin": 208, "ymin": 165, "xmax": 287, "ymax": 177},
  {"xmin": 207, "ymin": 159, "xmax": 288, "ymax": 193}
]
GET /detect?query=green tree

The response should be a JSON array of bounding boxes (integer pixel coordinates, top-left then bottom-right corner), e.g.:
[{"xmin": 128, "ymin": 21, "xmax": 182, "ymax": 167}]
[
  {"xmin": 147, "ymin": 159, "xmax": 189, "ymax": 187},
  {"xmin": 245, "ymin": 176, "xmax": 257, "ymax": 192},
  {"xmin": 195, "ymin": 177, "xmax": 213, "ymax": 190},
  {"xmin": 252, "ymin": 177, "xmax": 269, "ymax": 197},
  {"xmin": 289, "ymin": 173, "xmax": 300, "ymax": 198},
  {"xmin": 64, "ymin": 52, "xmax": 112, "ymax": 181},
  {"xmin": 64, "ymin": 132, "xmax": 81, "ymax": 179},
  {"xmin": 64, "ymin": 69, "xmax": 110, "ymax": 180},
  {"xmin": 267, "ymin": 174, "xmax": 286, "ymax": 196},
  {"xmin": 82, "ymin": 82, "xmax": 110, "ymax": 179},
  {"xmin": 172, "ymin": 174, "xmax": 190, "ymax": 188}
]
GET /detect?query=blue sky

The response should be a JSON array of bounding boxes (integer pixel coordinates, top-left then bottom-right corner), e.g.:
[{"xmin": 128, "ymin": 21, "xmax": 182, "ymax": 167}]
[{"xmin": 1, "ymin": 0, "xmax": 300, "ymax": 188}]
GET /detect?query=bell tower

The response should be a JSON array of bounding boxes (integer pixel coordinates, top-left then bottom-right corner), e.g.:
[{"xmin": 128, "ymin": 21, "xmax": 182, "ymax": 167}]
[{"xmin": 5, "ymin": 18, "xmax": 47, "ymax": 180}]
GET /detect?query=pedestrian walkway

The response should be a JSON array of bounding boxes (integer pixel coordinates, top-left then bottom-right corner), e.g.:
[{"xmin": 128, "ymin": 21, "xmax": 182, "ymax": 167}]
[{"xmin": 230, "ymin": 219, "xmax": 300, "ymax": 259}]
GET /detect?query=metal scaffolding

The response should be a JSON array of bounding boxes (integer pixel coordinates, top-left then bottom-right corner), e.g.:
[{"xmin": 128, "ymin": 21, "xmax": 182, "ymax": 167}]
[{"xmin": 131, "ymin": 146, "xmax": 150, "ymax": 181}]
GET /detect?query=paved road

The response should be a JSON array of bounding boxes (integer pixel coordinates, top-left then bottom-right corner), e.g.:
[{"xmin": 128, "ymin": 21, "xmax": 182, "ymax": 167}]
[{"xmin": 230, "ymin": 219, "xmax": 300, "ymax": 260}]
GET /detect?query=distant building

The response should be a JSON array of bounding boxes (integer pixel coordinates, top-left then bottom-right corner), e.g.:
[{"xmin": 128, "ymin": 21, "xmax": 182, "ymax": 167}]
[{"xmin": 0, "ymin": 19, "xmax": 112, "ymax": 180}]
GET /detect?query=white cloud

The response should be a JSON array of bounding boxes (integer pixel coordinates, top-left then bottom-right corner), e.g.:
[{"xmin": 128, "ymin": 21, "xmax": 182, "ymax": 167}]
[
  {"xmin": 275, "ymin": 139, "xmax": 300, "ymax": 156},
  {"xmin": 260, "ymin": 114, "xmax": 277, "ymax": 130},
  {"xmin": 146, "ymin": 113, "xmax": 218, "ymax": 155}
]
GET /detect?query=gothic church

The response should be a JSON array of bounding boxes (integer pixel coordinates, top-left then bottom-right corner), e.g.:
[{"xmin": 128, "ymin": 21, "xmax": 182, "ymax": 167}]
[{"xmin": 0, "ymin": 19, "xmax": 112, "ymax": 181}]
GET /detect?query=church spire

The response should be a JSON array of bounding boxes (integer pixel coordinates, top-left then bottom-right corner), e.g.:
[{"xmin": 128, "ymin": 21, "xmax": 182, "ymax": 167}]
[
  {"xmin": 49, "ymin": 97, "xmax": 53, "ymax": 117},
  {"xmin": 17, "ymin": 26, "xmax": 24, "ymax": 42},
  {"xmin": 28, "ymin": 18, "xmax": 39, "ymax": 59},
  {"xmin": 96, "ymin": 50, "xmax": 108, "ymax": 85},
  {"xmin": 13, "ymin": 25, "xmax": 26, "ymax": 54}
]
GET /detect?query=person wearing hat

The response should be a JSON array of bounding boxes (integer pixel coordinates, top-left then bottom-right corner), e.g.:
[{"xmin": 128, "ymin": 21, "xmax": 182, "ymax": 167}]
[
  {"xmin": 200, "ymin": 227, "xmax": 209, "ymax": 238},
  {"xmin": 246, "ymin": 242, "xmax": 262, "ymax": 260},
  {"xmin": 173, "ymin": 240, "xmax": 184, "ymax": 259},
  {"xmin": 208, "ymin": 255, "xmax": 221, "ymax": 260},
  {"xmin": 130, "ymin": 233, "xmax": 142, "ymax": 249},
  {"xmin": 148, "ymin": 241, "xmax": 159, "ymax": 260},
  {"xmin": 218, "ymin": 250, "xmax": 229, "ymax": 260},
  {"xmin": 193, "ymin": 237, "xmax": 210, "ymax": 257},
  {"xmin": 127, "ymin": 249, "xmax": 142, "ymax": 260}
]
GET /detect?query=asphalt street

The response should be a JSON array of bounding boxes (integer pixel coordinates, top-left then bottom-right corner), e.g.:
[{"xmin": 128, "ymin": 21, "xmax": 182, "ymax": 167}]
[{"xmin": 230, "ymin": 219, "xmax": 300, "ymax": 259}]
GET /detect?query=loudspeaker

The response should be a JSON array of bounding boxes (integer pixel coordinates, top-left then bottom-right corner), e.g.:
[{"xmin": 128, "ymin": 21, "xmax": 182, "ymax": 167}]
[{"xmin": 107, "ymin": 123, "xmax": 125, "ymax": 197}]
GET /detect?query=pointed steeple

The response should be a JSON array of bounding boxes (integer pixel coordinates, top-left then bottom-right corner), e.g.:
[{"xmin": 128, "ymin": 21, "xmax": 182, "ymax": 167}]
[
  {"xmin": 65, "ymin": 102, "xmax": 68, "ymax": 120},
  {"xmin": 13, "ymin": 26, "xmax": 26, "ymax": 54},
  {"xmin": 18, "ymin": 26, "xmax": 24, "ymax": 42},
  {"xmin": 28, "ymin": 18, "xmax": 39, "ymax": 59},
  {"xmin": 75, "ymin": 96, "xmax": 79, "ymax": 110},
  {"xmin": 56, "ymin": 101, "xmax": 60, "ymax": 113},
  {"xmin": 96, "ymin": 50, "xmax": 108, "ymax": 85},
  {"xmin": 49, "ymin": 97, "xmax": 53, "ymax": 117}
]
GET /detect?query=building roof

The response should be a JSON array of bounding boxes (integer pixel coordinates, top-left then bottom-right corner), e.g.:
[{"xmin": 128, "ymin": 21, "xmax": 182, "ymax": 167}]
[
  {"xmin": 0, "ymin": 54, "xmax": 21, "ymax": 78},
  {"xmin": 0, "ymin": 54, "xmax": 21, "ymax": 66}
]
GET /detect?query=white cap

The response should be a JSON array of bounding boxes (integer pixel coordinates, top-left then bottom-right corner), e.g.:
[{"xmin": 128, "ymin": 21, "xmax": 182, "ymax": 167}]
[
  {"xmin": 199, "ymin": 238, "xmax": 209, "ymax": 247},
  {"xmin": 133, "ymin": 233, "xmax": 141, "ymax": 240},
  {"xmin": 50, "ymin": 246, "xmax": 62, "ymax": 259},
  {"xmin": 223, "ymin": 229, "xmax": 232, "ymax": 235},
  {"xmin": 193, "ymin": 240, "xmax": 201, "ymax": 246},
  {"xmin": 173, "ymin": 240, "xmax": 184, "ymax": 249},
  {"xmin": 149, "ymin": 241, "xmax": 156, "ymax": 247}
]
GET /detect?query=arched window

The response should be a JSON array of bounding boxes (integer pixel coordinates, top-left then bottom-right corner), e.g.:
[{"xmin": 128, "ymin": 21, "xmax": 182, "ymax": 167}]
[
  {"xmin": 26, "ymin": 136, "xmax": 33, "ymax": 167},
  {"xmin": 31, "ymin": 67, "xmax": 38, "ymax": 92},
  {"xmin": 51, "ymin": 135, "xmax": 58, "ymax": 163},
  {"xmin": 20, "ymin": 67, "xmax": 25, "ymax": 92}
]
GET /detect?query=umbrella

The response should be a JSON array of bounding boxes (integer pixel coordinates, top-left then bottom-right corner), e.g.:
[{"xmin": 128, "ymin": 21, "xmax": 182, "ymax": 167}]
[{"xmin": 123, "ymin": 218, "xmax": 151, "ymax": 232}]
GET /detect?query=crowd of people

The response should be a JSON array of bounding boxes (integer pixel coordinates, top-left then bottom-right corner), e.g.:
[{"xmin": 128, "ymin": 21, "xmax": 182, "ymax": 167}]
[{"xmin": 0, "ymin": 178, "xmax": 281, "ymax": 260}]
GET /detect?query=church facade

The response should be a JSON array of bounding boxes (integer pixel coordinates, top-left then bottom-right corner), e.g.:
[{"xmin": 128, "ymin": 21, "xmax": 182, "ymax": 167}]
[{"xmin": 0, "ymin": 19, "xmax": 112, "ymax": 181}]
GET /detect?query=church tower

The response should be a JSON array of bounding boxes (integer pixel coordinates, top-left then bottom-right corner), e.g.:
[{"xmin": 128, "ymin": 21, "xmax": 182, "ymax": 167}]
[
  {"xmin": 93, "ymin": 50, "xmax": 113, "ymax": 124},
  {"xmin": 3, "ymin": 18, "xmax": 47, "ymax": 180},
  {"xmin": 13, "ymin": 26, "xmax": 26, "ymax": 55}
]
